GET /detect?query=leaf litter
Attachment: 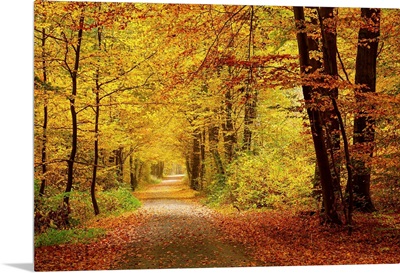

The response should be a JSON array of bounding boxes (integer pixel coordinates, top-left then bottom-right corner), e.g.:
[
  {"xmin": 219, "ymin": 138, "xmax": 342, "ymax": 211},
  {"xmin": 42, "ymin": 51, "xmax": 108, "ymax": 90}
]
[{"xmin": 35, "ymin": 176, "xmax": 400, "ymax": 271}]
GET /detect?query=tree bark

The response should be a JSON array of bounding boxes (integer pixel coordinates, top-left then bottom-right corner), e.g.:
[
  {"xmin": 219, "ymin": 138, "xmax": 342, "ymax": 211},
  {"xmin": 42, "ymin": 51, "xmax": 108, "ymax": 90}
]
[
  {"xmin": 223, "ymin": 88, "xmax": 236, "ymax": 162},
  {"xmin": 64, "ymin": 15, "xmax": 84, "ymax": 209},
  {"xmin": 209, "ymin": 123, "xmax": 225, "ymax": 175},
  {"xmin": 91, "ymin": 84, "xmax": 100, "ymax": 215},
  {"xmin": 90, "ymin": 24, "xmax": 103, "ymax": 216},
  {"xmin": 200, "ymin": 128, "xmax": 206, "ymax": 188},
  {"xmin": 319, "ymin": 7, "xmax": 355, "ymax": 232},
  {"xmin": 185, "ymin": 155, "xmax": 192, "ymax": 183},
  {"xmin": 243, "ymin": 89, "xmax": 257, "ymax": 152},
  {"xmin": 318, "ymin": 7, "xmax": 341, "ymax": 192},
  {"xmin": 294, "ymin": 7, "xmax": 341, "ymax": 225},
  {"xmin": 190, "ymin": 128, "xmax": 202, "ymax": 191},
  {"xmin": 39, "ymin": 27, "xmax": 48, "ymax": 197},
  {"xmin": 115, "ymin": 147, "xmax": 124, "ymax": 183},
  {"xmin": 351, "ymin": 8, "xmax": 380, "ymax": 212},
  {"xmin": 130, "ymin": 154, "xmax": 139, "ymax": 191},
  {"xmin": 242, "ymin": 6, "xmax": 257, "ymax": 152}
]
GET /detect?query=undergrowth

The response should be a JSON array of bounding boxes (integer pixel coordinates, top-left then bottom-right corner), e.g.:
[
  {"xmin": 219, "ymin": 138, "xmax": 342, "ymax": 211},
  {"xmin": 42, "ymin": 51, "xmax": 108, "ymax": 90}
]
[
  {"xmin": 35, "ymin": 183, "xmax": 141, "ymax": 235},
  {"xmin": 205, "ymin": 149, "xmax": 315, "ymax": 212},
  {"xmin": 35, "ymin": 227, "xmax": 106, "ymax": 247}
]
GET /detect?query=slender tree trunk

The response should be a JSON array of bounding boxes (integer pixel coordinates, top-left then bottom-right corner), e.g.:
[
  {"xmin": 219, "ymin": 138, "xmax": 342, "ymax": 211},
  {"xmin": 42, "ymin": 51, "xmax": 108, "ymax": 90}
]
[
  {"xmin": 223, "ymin": 88, "xmax": 236, "ymax": 162},
  {"xmin": 243, "ymin": 6, "xmax": 257, "ymax": 152},
  {"xmin": 151, "ymin": 162, "xmax": 164, "ymax": 178},
  {"xmin": 200, "ymin": 128, "xmax": 206, "ymax": 189},
  {"xmin": 115, "ymin": 147, "xmax": 123, "ymax": 183},
  {"xmin": 91, "ymin": 85, "xmax": 100, "ymax": 215},
  {"xmin": 209, "ymin": 123, "xmax": 225, "ymax": 175},
  {"xmin": 39, "ymin": 27, "xmax": 48, "ymax": 196},
  {"xmin": 294, "ymin": 7, "xmax": 341, "ymax": 224},
  {"xmin": 190, "ymin": 128, "xmax": 202, "ymax": 191},
  {"xmin": 130, "ymin": 153, "xmax": 139, "ymax": 191},
  {"xmin": 185, "ymin": 155, "xmax": 192, "ymax": 183},
  {"xmin": 319, "ymin": 7, "xmax": 355, "ymax": 231},
  {"xmin": 64, "ymin": 15, "xmax": 84, "ymax": 208},
  {"xmin": 90, "ymin": 25, "xmax": 103, "ymax": 216},
  {"xmin": 243, "ymin": 90, "xmax": 257, "ymax": 152},
  {"xmin": 351, "ymin": 8, "xmax": 380, "ymax": 212}
]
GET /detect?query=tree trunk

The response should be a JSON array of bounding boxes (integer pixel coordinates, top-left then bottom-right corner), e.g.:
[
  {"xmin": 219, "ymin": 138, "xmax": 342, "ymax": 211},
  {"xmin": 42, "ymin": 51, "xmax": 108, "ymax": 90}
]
[
  {"xmin": 209, "ymin": 123, "xmax": 225, "ymax": 175},
  {"xmin": 39, "ymin": 27, "xmax": 48, "ymax": 197},
  {"xmin": 190, "ymin": 128, "xmax": 202, "ymax": 191},
  {"xmin": 243, "ymin": 89, "xmax": 257, "ymax": 152},
  {"xmin": 243, "ymin": 6, "xmax": 257, "ymax": 152},
  {"xmin": 90, "ymin": 25, "xmax": 103, "ymax": 216},
  {"xmin": 91, "ymin": 84, "xmax": 100, "ymax": 215},
  {"xmin": 185, "ymin": 155, "xmax": 192, "ymax": 183},
  {"xmin": 115, "ymin": 147, "xmax": 124, "ymax": 183},
  {"xmin": 319, "ymin": 7, "xmax": 355, "ymax": 231},
  {"xmin": 200, "ymin": 128, "xmax": 206, "ymax": 189},
  {"xmin": 294, "ymin": 7, "xmax": 341, "ymax": 225},
  {"xmin": 223, "ymin": 88, "xmax": 236, "ymax": 162},
  {"xmin": 351, "ymin": 8, "xmax": 380, "ymax": 212},
  {"xmin": 318, "ymin": 7, "xmax": 341, "ymax": 192},
  {"xmin": 64, "ymin": 15, "xmax": 84, "ymax": 209},
  {"xmin": 130, "ymin": 153, "xmax": 139, "ymax": 191}
]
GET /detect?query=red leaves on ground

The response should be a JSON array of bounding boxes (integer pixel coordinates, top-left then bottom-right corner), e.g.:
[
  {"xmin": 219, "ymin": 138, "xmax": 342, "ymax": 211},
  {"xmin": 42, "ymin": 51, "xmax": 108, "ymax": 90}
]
[
  {"xmin": 34, "ymin": 211, "xmax": 150, "ymax": 271},
  {"xmin": 35, "ymin": 178, "xmax": 400, "ymax": 271},
  {"xmin": 212, "ymin": 209, "xmax": 400, "ymax": 266}
]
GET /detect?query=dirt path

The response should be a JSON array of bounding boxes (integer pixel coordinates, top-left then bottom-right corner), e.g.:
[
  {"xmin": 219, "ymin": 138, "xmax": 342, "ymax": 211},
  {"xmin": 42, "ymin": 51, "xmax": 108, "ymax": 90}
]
[{"xmin": 114, "ymin": 175, "xmax": 264, "ymax": 269}]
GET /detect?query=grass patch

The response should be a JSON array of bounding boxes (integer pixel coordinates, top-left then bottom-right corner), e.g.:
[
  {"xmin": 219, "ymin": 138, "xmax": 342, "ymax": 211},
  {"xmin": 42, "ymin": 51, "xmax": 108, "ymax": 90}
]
[
  {"xmin": 35, "ymin": 227, "xmax": 106, "ymax": 247},
  {"xmin": 97, "ymin": 187, "xmax": 142, "ymax": 216}
]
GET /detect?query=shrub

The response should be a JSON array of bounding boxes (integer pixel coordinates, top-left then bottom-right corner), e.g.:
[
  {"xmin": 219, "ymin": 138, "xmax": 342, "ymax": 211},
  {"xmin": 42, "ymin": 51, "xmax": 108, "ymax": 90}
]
[
  {"xmin": 225, "ymin": 150, "xmax": 314, "ymax": 210},
  {"xmin": 99, "ymin": 187, "xmax": 141, "ymax": 214},
  {"xmin": 207, "ymin": 147, "xmax": 315, "ymax": 211},
  {"xmin": 35, "ymin": 184, "xmax": 141, "ymax": 233}
]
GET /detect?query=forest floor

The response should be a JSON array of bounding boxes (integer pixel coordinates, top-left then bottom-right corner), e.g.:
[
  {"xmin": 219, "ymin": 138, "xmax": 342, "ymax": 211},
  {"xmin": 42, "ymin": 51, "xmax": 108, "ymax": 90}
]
[{"xmin": 34, "ymin": 175, "xmax": 400, "ymax": 271}]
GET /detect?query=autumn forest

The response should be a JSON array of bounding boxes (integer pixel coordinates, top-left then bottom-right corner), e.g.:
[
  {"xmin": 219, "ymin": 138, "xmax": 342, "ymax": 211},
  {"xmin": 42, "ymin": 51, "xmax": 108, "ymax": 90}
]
[{"xmin": 34, "ymin": 1, "xmax": 399, "ymax": 271}]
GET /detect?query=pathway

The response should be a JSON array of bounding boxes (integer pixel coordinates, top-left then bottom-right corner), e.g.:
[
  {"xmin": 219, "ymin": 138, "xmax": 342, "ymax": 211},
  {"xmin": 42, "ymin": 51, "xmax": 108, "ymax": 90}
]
[{"xmin": 115, "ymin": 175, "xmax": 263, "ymax": 269}]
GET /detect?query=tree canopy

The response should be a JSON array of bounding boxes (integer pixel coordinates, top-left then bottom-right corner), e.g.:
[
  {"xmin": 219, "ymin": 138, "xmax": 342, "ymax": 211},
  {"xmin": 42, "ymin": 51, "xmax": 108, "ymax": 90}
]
[{"xmin": 34, "ymin": 1, "xmax": 400, "ymax": 232}]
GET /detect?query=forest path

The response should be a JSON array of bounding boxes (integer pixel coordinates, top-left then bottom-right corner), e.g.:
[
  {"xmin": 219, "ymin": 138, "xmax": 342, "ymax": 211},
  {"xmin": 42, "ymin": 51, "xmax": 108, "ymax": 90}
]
[{"xmin": 114, "ymin": 175, "xmax": 265, "ymax": 269}]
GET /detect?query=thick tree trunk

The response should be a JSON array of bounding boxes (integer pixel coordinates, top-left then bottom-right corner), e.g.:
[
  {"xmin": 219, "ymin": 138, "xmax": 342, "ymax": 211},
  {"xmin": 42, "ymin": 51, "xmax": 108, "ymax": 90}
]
[
  {"xmin": 294, "ymin": 7, "xmax": 341, "ymax": 225},
  {"xmin": 351, "ymin": 8, "xmax": 380, "ymax": 212},
  {"xmin": 64, "ymin": 15, "xmax": 84, "ymax": 209},
  {"xmin": 319, "ymin": 7, "xmax": 355, "ymax": 231},
  {"xmin": 318, "ymin": 7, "xmax": 341, "ymax": 192}
]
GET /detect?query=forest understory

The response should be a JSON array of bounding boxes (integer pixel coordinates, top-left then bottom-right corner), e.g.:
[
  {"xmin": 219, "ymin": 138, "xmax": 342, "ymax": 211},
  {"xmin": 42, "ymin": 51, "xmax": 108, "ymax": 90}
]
[{"xmin": 34, "ymin": 176, "xmax": 400, "ymax": 271}]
